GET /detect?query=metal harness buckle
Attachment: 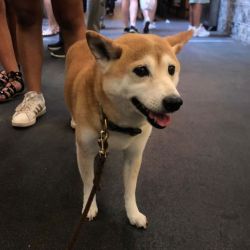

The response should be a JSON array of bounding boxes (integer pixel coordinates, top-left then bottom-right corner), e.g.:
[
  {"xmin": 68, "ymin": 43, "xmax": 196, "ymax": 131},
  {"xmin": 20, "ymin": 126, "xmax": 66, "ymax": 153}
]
[{"xmin": 98, "ymin": 108, "xmax": 109, "ymax": 158}]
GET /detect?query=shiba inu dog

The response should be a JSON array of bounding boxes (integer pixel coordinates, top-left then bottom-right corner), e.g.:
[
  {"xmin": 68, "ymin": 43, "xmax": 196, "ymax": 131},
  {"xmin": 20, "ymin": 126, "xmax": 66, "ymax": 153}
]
[{"xmin": 65, "ymin": 30, "xmax": 192, "ymax": 228}]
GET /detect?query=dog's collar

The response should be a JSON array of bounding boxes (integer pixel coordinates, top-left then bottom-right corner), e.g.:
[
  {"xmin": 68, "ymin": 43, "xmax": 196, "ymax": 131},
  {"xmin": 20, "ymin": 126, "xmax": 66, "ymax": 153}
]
[
  {"xmin": 107, "ymin": 120, "xmax": 142, "ymax": 136},
  {"xmin": 99, "ymin": 105, "xmax": 142, "ymax": 136}
]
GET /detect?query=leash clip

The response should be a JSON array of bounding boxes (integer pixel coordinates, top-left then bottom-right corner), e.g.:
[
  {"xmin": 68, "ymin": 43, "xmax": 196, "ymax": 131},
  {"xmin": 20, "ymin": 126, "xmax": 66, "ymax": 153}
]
[{"xmin": 98, "ymin": 117, "xmax": 109, "ymax": 158}]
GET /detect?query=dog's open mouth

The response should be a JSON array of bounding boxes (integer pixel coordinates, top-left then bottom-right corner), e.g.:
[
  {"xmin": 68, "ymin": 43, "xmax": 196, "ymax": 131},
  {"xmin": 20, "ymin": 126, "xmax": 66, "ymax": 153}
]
[{"xmin": 131, "ymin": 97, "xmax": 170, "ymax": 129}]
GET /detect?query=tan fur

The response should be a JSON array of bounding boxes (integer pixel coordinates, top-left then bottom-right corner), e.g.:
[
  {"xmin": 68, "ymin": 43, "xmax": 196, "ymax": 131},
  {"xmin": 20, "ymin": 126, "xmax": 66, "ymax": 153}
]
[{"xmin": 65, "ymin": 30, "xmax": 192, "ymax": 227}]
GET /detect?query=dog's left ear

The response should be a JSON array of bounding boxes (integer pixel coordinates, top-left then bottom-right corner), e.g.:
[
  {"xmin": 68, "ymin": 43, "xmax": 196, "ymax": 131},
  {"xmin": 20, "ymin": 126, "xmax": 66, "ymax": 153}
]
[
  {"xmin": 165, "ymin": 30, "xmax": 193, "ymax": 54},
  {"xmin": 86, "ymin": 31, "xmax": 122, "ymax": 67}
]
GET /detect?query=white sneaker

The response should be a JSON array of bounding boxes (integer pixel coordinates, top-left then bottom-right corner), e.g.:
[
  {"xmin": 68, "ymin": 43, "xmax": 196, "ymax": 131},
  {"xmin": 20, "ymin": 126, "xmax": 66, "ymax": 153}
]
[
  {"xmin": 187, "ymin": 25, "xmax": 198, "ymax": 37},
  {"xmin": 196, "ymin": 24, "xmax": 210, "ymax": 37},
  {"xmin": 188, "ymin": 24, "xmax": 194, "ymax": 31},
  {"xmin": 12, "ymin": 91, "xmax": 46, "ymax": 127},
  {"xmin": 149, "ymin": 22, "xmax": 157, "ymax": 30}
]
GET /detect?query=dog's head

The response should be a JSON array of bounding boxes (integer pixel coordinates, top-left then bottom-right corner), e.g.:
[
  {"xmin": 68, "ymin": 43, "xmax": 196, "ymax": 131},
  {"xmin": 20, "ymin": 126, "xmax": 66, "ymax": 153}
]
[{"xmin": 86, "ymin": 30, "xmax": 192, "ymax": 129}]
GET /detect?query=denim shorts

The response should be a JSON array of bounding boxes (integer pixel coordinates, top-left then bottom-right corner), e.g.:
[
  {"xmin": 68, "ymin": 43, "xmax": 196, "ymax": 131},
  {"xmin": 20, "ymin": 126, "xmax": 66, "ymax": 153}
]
[{"xmin": 189, "ymin": 0, "xmax": 210, "ymax": 3}]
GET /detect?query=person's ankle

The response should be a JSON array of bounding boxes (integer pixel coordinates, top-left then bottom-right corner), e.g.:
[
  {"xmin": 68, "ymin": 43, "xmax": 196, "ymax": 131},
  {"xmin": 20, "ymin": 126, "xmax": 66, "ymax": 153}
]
[
  {"xmin": 5, "ymin": 68, "xmax": 19, "ymax": 74},
  {"xmin": 27, "ymin": 90, "xmax": 41, "ymax": 95}
]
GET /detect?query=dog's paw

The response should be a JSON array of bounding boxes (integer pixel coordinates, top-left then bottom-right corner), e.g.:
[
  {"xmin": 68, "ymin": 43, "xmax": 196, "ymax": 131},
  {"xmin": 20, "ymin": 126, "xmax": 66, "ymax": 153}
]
[
  {"xmin": 127, "ymin": 211, "xmax": 148, "ymax": 229},
  {"xmin": 87, "ymin": 205, "xmax": 98, "ymax": 221},
  {"xmin": 82, "ymin": 202, "xmax": 98, "ymax": 221},
  {"xmin": 70, "ymin": 118, "xmax": 76, "ymax": 129}
]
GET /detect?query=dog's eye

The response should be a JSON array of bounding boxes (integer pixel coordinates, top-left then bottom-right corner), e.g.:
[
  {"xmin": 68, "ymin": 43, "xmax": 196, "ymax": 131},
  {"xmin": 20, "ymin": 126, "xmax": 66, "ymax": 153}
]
[
  {"xmin": 168, "ymin": 65, "xmax": 175, "ymax": 76},
  {"xmin": 133, "ymin": 66, "xmax": 150, "ymax": 77}
]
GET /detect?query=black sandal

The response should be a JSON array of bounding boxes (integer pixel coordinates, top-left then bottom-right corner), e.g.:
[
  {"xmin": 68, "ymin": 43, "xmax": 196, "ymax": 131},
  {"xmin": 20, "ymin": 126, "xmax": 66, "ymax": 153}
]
[
  {"xmin": 0, "ymin": 71, "xmax": 24, "ymax": 103},
  {"xmin": 0, "ymin": 70, "xmax": 8, "ymax": 90}
]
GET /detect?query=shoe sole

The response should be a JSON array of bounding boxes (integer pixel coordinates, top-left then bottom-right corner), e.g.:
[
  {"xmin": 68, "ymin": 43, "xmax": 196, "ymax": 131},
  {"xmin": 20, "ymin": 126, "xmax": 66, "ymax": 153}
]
[
  {"xmin": 48, "ymin": 46, "xmax": 63, "ymax": 52},
  {"xmin": 50, "ymin": 51, "xmax": 66, "ymax": 59},
  {"xmin": 129, "ymin": 30, "xmax": 138, "ymax": 33},
  {"xmin": 12, "ymin": 107, "xmax": 46, "ymax": 128},
  {"xmin": 43, "ymin": 32, "xmax": 59, "ymax": 37},
  {"xmin": 0, "ymin": 90, "xmax": 24, "ymax": 103},
  {"xmin": 197, "ymin": 34, "xmax": 210, "ymax": 37}
]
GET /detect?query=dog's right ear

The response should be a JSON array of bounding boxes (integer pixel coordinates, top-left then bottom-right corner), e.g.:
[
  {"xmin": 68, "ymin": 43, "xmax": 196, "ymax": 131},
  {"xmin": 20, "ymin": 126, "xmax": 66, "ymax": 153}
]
[
  {"xmin": 86, "ymin": 31, "xmax": 122, "ymax": 69},
  {"xmin": 165, "ymin": 30, "xmax": 193, "ymax": 54}
]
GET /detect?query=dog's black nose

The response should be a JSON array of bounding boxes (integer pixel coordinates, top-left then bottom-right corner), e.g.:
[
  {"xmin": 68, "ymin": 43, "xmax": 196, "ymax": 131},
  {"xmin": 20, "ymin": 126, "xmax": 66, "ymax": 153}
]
[{"xmin": 163, "ymin": 96, "xmax": 183, "ymax": 112}]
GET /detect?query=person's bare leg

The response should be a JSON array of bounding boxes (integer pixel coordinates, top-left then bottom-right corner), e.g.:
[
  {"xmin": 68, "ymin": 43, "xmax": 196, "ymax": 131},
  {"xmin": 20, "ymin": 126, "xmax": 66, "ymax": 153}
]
[
  {"xmin": 149, "ymin": 0, "xmax": 157, "ymax": 21},
  {"xmin": 193, "ymin": 3, "xmax": 202, "ymax": 27},
  {"xmin": 51, "ymin": 0, "xmax": 85, "ymax": 52},
  {"xmin": 12, "ymin": 0, "xmax": 43, "ymax": 93},
  {"xmin": 43, "ymin": 0, "xmax": 59, "ymax": 34},
  {"xmin": 5, "ymin": 1, "xmax": 18, "ymax": 63},
  {"xmin": 129, "ymin": 0, "xmax": 138, "ymax": 27},
  {"xmin": 87, "ymin": 0, "xmax": 103, "ymax": 32},
  {"xmin": 189, "ymin": 4, "xmax": 194, "ymax": 26},
  {"xmin": 0, "ymin": 0, "xmax": 18, "ymax": 72},
  {"xmin": 142, "ymin": 9, "xmax": 150, "ymax": 33},
  {"xmin": 0, "ymin": 0, "xmax": 23, "ymax": 102},
  {"xmin": 121, "ymin": 0, "xmax": 129, "ymax": 28},
  {"xmin": 142, "ymin": 9, "xmax": 150, "ymax": 22}
]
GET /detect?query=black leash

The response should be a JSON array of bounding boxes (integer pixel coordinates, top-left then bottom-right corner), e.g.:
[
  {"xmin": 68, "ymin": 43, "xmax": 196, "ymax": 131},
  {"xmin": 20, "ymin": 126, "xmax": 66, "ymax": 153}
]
[{"xmin": 66, "ymin": 106, "xmax": 109, "ymax": 250}]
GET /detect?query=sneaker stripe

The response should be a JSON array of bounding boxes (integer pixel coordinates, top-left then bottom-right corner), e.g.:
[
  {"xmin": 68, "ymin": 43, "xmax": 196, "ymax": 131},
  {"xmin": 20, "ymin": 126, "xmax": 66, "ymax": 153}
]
[{"xmin": 35, "ymin": 105, "xmax": 42, "ymax": 114}]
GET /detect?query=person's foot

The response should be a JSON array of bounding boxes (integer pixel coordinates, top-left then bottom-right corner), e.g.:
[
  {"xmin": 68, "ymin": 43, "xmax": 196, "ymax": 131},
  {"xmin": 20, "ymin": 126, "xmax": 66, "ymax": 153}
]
[
  {"xmin": 188, "ymin": 25, "xmax": 198, "ymax": 37},
  {"xmin": 129, "ymin": 26, "xmax": 139, "ymax": 33},
  {"xmin": 50, "ymin": 47, "xmax": 66, "ymax": 59},
  {"xmin": 196, "ymin": 24, "xmax": 210, "ymax": 37},
  {"xmin": 0, "ymin": 71, "xmax": 24, "ymax": 103},
  {"xmin": 47, "ymin": 39, "xmax": 64, "ymax": 52},
  {"xmin": 188, "ymin": 24, "xmax": 210, "ymax": 37},
  {"xmin": 123, "ymin": 27, "xmax": 130, "ymax": 33},
  {"xmin": 187, "ymin": 24, "xmax": 194, "ymax": 31},
  {"xmin": 106, "ymin": 8, "xmax": 114, "ymax": 16},
  {"xmin": 0, "ymin": 70, "xmax": 8, "ymax": 90},
  {"xmin": 143, "ymin": 21, "xmax": 150, "ymax": 34},
  {"xmin": 12, "ymin": 91, "xmax": 46, "ymax": 127},
  {"xmin": 149, "ymin": 22, "xmax": 156, "ymax": 30}
]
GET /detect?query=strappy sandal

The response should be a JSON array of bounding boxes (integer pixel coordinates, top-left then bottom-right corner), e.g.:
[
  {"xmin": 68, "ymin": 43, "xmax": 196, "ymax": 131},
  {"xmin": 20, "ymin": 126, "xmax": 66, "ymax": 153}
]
[
  {"xmin": 0, "ymin": 70, "xmax": 8, "ymax": 90},
  {"xmin": 0, "ymin": 71, "xmax": 24, "ymax": 103}
]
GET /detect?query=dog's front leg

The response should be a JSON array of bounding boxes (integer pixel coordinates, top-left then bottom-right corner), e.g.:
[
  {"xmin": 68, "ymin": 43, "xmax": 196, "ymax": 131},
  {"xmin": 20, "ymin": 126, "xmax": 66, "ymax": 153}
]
[
  {"xmin": 123, "ymin": 126, "xmax": 152, "ymax": 229},
  {"xmin": 76, "ymin": 140, "xmax": 98, "ymax": 221}
]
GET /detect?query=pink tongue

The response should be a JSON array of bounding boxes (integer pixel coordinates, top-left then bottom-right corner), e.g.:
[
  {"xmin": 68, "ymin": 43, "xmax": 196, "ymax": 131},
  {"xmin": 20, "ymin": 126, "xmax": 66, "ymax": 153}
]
[{"xmin": 149, "ymin": 112, "xmax": 170, "ymax": 127}]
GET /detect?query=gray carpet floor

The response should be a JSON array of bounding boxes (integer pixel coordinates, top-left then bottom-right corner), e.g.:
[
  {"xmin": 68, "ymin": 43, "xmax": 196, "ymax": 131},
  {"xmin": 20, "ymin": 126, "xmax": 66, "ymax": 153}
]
[{"xmin": 1, "ymin": 17, "xmax": 250, "ymax": 250}]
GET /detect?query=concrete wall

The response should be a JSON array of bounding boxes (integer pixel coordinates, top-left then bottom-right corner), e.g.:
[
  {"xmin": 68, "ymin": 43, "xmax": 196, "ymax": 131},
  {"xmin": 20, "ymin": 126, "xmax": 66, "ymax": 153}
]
[
  {"xmin": 217, "ymin": 0, "xmax": 234, "ymax": 34},
  {"xmin": 218, "ymin": 0, "xmax": 250, "ymax": 44},
  {"xmin": 232, "ymin": 0, "xmax": 250, "ymax": 43}
]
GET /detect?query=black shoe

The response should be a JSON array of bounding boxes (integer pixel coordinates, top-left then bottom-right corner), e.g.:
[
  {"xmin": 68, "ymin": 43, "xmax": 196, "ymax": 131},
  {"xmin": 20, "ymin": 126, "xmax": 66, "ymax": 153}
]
[
  {"xmin": 143, "ymin": 21, "xmax": 150, "ymax": 34},
  {"xmin": 48, "ymin": 40, "xmax": 63, "ymax": 52},
  {"xmin": 50, "ymin": 47, "xmax": 66, "ymax": 59},
  {"xmin": 207, "ymin": 26, "xmax": 217, "ymax": 31},
  {"xmin": 106, "ymin": 8, "xmax": 114, "ymax": 16},
  {"xmin": 129, "ymin": 26, "xmax": 139, "ymax": 33},
  {"xmin": 124, "ymin": 27, "xmax": 130, "ymax": 33},
  {"xmin": 48, "ymin": 33, "xmax": 64, "ymax": 52}
]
